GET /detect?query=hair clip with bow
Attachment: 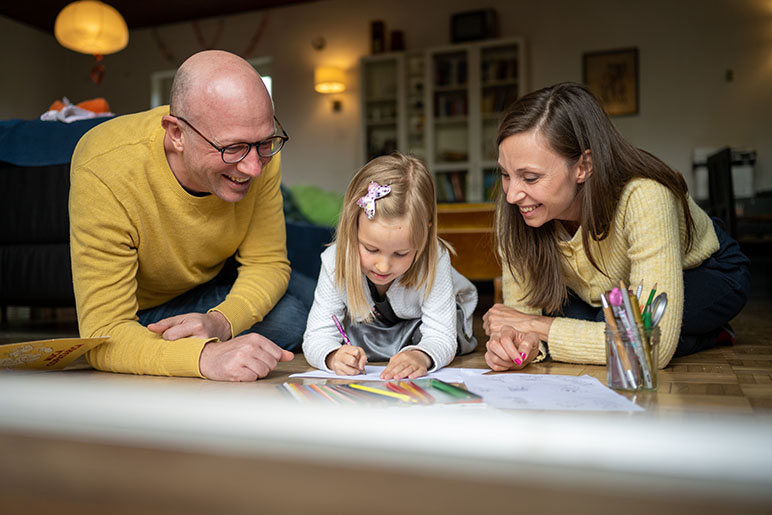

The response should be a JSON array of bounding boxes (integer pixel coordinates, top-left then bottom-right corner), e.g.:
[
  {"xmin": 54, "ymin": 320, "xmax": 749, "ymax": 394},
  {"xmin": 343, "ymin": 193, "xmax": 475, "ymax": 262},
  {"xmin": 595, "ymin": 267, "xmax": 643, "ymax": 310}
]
[{"xmin": 356, "ymin": 181, "xmax": 391, "ymax": 219}]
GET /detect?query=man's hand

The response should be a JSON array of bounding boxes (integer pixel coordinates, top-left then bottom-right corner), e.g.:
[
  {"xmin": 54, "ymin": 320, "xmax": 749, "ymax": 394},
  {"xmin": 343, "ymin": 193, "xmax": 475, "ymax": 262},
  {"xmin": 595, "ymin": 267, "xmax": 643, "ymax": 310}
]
[
  {"xmin": 484, "ymin": 326, "xmax": 540, "ymax": 372},
  {"xmin": 199, "ymin": 333, "xmax": 294, "ymax": 381},
  {"xmin": 148, "ymin": 311, "xmax": 232, "ymax": 342}
]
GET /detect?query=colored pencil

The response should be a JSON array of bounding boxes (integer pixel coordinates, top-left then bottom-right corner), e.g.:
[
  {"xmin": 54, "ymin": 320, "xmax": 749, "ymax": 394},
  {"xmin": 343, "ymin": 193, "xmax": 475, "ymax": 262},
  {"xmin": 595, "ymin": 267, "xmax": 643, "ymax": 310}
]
[
  {"xmin": 620, "ymin": 280, "xmax": 654, "ymax": 389},
  {"xmin": 385, "ymin": 382, "xmax": 412, "ymax": 396},
  {"xmin": 406, "ymin": 381, "xmax": 435, "ymax": 403},
  {"xmin": 287, "ymin": 383, "xmax": 310, "ymax": 402},
  {"xmin": 308, "ymin": 383, "xmax": 337, "ymax": 404},
  {"xmin": 322, "ymin": 384, "xmax": 356, "ymax": 404},
  {"xmin": 348, "ymin": 383, "xmax": 416, "ymax": 403},
  {"xmin": 400, "ymin": 381, "xmax": 431, "ymax": 404},
  {"xmin": 429, "ymin": 379, "xmax": 482, "ymax": 401}
]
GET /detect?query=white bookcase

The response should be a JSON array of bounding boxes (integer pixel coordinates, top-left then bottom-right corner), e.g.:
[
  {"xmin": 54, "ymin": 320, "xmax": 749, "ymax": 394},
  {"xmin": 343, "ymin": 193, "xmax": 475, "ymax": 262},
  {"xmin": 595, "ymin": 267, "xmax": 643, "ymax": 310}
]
[
  {"xmin": 360, "ymin": 51, "xmax": 426, "ymax": 163},
  {"xmin": 427, "ymin": 37, "xmax": 526, "ymax": 203},
  {"xmin": 360, "ymin": 37, "xmax": 526, "ymax": 203}
]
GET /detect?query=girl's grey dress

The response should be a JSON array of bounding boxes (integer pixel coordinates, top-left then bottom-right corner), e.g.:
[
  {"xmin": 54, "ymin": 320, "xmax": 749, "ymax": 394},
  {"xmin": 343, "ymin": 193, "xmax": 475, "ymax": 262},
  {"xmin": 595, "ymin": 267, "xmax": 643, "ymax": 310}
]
[{"xmin": 344, "ymin": 277, "xmax": 476, "ymax": 363}]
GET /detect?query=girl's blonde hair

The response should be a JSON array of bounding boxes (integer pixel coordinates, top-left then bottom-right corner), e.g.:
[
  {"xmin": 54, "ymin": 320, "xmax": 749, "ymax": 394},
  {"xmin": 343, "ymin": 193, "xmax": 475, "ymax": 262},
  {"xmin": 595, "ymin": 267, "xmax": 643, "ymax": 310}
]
[{"xmin": 334, "ymin": 153, "xmax": 449, "ymax": 322}]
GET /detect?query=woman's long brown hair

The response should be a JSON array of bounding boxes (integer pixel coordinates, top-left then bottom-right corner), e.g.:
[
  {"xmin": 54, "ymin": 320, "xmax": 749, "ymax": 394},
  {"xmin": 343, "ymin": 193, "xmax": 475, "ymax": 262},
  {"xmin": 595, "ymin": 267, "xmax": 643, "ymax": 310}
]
[{"xmin": 495, "ymin": 82, "xmax": 695, "ymax": 313}]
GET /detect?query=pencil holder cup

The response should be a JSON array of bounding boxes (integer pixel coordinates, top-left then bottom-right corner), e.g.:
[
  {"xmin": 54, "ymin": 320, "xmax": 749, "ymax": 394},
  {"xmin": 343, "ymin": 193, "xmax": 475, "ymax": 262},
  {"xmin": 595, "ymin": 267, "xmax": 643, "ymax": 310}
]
[{"xmin": 605, "ymin": 326, "xmax": 660, "ymax": 392}]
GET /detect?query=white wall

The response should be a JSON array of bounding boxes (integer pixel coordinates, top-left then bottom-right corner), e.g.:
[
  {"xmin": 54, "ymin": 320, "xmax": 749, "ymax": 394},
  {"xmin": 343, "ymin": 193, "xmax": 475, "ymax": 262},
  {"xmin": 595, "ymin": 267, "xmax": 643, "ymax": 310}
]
[
  {"xmin": 0, "ymin": 16, "xmax": 72, "ymax": 118},
  {"xmin": 2, "ymin": 0, "xmax": 771, "ymax": 193}
]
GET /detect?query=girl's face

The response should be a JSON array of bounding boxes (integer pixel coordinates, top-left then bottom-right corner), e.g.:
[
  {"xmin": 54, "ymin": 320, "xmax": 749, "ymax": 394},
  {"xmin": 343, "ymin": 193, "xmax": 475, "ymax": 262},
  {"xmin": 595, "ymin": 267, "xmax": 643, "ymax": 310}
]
[
  {"xmin": 498, "ymin": 130, "xmax": 589, "ymax": 228},
  {"xmin": 357, "ymin": 211, "xmax": 417, "ymax": 296}
]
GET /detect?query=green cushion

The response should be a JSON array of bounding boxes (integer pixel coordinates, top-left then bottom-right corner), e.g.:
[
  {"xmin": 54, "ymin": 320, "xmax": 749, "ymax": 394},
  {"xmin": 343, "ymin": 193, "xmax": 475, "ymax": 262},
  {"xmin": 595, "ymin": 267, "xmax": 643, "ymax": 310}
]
[{"xmin": 289, "ymin": 184, "xmax": 344, "ymax": 227}]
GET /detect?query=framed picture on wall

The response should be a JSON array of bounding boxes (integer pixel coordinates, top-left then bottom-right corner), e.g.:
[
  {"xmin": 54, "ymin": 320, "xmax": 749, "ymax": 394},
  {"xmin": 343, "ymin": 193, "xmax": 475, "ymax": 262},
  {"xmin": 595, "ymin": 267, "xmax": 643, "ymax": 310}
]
[{"xmin": 582, "ymin": 47, "xmax": 639, "ymax": 116}]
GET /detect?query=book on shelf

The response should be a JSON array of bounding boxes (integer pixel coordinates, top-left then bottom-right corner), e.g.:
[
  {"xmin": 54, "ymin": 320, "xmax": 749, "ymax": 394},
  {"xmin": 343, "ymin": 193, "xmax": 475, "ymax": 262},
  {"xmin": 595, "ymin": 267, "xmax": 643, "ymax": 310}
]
[
  {"xmin": 434, "ymin": 92, "xmax": 468, "ymax": 118},
  {"xmin": 482, "ymin": 57, "xmax": 519, "ymax": 82},
  {"xmin": 434, "ymin": 56, "xmax": 468, "ymax": 88},
  {"xmin": 449, "ymin": 171, "xmax": 466, "ymax": 202},
  {"xmin": 436, "ymin": 171, "xmax": 467, "ymax": 202}
]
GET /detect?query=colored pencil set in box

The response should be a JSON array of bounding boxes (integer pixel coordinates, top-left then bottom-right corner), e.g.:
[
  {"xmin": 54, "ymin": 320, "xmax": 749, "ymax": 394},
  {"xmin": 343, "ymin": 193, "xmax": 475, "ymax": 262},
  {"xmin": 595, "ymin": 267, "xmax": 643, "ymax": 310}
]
[{"xmin": 277, "ymin": 378, "xmax": 482, "ymax": 405}]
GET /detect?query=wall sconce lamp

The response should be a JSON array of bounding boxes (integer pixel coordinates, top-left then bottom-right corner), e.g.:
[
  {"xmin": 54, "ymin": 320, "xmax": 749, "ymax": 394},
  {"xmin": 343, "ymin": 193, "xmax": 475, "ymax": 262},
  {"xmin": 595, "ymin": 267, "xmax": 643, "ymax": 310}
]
[
  {"xmin": 314, "ymin": 66, "xmax": 346, "ymax": 111},
  {"xmin": 54, "ymin": 1, "xmax": 129, "ymax": 84}
]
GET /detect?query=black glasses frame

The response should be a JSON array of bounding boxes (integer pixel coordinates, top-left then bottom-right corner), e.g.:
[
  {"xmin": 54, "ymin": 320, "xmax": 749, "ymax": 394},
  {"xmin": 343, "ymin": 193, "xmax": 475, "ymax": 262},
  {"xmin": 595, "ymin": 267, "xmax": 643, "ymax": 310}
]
[{"xmin": 172, "ymin": 114, "xmax": 289, "ymax": 164}]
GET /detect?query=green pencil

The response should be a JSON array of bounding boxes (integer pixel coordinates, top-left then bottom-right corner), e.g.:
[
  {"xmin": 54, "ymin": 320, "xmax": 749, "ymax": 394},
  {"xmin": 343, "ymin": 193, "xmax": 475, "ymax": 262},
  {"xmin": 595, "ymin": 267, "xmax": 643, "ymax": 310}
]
[{"xmin": 429, "ymin": 379, "xmax": 482, "ymax": 401}]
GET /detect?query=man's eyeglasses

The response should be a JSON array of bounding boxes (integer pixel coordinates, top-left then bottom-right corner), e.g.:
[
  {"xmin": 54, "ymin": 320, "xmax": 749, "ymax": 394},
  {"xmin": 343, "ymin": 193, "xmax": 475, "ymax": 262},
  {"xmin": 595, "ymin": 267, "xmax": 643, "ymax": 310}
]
[{"xmin": 172, "ymin": 114, "xmax": 289, "ymax": 164}]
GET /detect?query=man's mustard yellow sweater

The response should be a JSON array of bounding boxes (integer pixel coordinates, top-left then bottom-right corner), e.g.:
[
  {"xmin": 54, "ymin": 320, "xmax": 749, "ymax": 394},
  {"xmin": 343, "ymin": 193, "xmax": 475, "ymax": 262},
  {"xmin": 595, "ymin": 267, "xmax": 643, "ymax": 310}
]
[
  {"xmin": 503, "ymin": 178, "xmax": 719, "ymax": 368},
  {"xmin": 69, "ymin": 106, "xmax": 290, "ymax": 377}
]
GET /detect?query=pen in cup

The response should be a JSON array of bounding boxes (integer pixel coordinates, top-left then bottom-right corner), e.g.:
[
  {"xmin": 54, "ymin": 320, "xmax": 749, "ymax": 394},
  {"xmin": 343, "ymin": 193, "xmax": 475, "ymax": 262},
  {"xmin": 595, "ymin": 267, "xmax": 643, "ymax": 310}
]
[
  {"xmin": 642, "ymin": 282, "xmax": 657, "ymax": 329},
  {"xmin": 617, "ymin": 282, "xmax": 653, "ymax": 389},
  {"xmin": 601, "ymin": 292, "xmax": 637, "ymax": 389}
]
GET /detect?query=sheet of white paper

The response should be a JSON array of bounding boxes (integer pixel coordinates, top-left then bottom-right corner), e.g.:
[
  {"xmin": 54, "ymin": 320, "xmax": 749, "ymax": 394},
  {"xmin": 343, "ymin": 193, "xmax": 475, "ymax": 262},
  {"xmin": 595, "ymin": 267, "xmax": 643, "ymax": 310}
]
[
  {"xmin": 289, "ymin": 365, "xmax": 385, "ymax": 381},
  {"xmin": 462, "ymin": 373, "xmax": 643, "ymax": 412},
  {"xmin": 289, "ymin": 366, "xmax": 492, "ymax": 382}
]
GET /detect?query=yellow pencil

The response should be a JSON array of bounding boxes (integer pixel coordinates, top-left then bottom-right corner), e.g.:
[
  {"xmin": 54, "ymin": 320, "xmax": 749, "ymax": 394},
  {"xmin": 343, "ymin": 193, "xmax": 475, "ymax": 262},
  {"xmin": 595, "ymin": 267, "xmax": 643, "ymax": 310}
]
[
  {"xmin": 347, "ymin": 383, "xmax": 417, "ymax": 403},
  {"xmin": 399, "ymin": 381, "xmax": 428, "ymax": 403}
]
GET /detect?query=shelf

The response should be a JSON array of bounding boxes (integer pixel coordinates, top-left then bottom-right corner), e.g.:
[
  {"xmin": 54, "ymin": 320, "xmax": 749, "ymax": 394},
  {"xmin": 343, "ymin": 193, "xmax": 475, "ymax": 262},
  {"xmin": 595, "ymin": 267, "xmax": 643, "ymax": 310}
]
[
  {"xmin": 365, "ymin": 96, "xmax": 398, "ymax": 103},
  {"xmin": 434, "ymin": 116, "xmax": 468, "ymax": 125},
  {"xmin": 360, "ymin": 38, "xmax": 526, "ymax": 203},
  {"xmin": 482, "ymin": 78, "xmax": 519, "ymax": 88},
  {"xmin": 433, "ymin": 84, "xmax": 468, "ymax": 93},
  {"xmin": 434, "ymin": 162, "xmax": 470, "ymax": 172},
  {"xmin": 365, "ymin": 118, "xmax": 398, "ymax": 127}
]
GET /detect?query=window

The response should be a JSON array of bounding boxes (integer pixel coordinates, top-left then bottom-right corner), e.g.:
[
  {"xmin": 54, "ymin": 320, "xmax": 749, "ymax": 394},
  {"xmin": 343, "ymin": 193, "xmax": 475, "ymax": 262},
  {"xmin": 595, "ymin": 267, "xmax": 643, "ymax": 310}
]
[{"xmin": 150, "ymin": 56, "xmax": 273, "ymax": 108}]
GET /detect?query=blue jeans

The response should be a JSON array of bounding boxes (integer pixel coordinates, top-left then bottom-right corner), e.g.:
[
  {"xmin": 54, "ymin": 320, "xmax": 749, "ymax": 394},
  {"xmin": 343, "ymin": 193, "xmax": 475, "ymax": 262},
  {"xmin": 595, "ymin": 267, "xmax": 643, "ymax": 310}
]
[
  {"xmin": 137, "ymin": 268, "xmax": 316, "ymax": 352},
  {"xmin": 551, "ymin": 219, "xmax": 751, "ymax": 358}
]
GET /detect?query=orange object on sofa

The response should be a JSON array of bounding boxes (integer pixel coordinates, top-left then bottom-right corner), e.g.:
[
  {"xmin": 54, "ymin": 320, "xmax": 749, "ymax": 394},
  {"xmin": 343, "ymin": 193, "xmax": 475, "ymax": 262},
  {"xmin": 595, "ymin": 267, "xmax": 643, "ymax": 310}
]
[
  {"xmin": 47, "ymin": 98, "xmax": 111, "ymax": 114},
  {"xmin": 77, "ymin": 98, "xmax": 110, "ymax": 113}
]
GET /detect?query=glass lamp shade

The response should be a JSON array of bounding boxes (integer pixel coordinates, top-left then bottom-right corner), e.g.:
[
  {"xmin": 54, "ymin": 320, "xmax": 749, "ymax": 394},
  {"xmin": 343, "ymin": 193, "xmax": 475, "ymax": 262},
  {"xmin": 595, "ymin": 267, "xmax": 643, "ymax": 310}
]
[
  {"xmin": 314, "ymin": 66, "xmax": 346, "ymax": 94},
  {"xmin": 54, "ymin": 1, "xmax": 129, "ymax": 55}
]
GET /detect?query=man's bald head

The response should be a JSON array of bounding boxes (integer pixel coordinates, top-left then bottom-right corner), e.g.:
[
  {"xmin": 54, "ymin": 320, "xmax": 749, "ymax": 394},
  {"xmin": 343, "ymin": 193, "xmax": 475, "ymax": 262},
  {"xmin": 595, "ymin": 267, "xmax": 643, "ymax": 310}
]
[{"xmin": 169, "ymin": 50, "xmax": 272, "ymax": 123}]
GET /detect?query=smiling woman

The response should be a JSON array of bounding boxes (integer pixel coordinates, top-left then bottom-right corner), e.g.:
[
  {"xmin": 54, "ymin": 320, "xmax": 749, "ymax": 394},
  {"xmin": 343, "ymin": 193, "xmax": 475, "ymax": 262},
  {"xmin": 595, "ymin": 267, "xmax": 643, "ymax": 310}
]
[{"xmin": 483, "ymin": 82, "xmax": 750, "ymax": 373}]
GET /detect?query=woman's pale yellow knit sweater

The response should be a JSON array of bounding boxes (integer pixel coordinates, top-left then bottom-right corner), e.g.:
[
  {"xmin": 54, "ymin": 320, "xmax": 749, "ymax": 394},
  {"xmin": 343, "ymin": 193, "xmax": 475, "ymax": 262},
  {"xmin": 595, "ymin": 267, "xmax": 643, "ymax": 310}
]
[{"xmin": 502, "ymin": 178, "xmax": 719, "ymax": 368}]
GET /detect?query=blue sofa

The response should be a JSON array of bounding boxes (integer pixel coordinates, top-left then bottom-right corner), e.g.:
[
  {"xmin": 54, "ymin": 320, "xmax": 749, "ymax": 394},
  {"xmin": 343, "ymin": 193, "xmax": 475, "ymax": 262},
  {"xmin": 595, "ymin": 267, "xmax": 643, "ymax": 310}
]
[{"xmin": 0, "ymin": 117, "xmax": 332, "ymax": 310}]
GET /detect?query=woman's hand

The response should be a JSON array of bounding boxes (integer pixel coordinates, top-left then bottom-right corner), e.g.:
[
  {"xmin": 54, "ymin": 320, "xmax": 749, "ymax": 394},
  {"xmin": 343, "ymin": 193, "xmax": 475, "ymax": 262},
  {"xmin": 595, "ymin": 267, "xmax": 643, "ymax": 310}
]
[
  {"xmin": 484, "ymin": 326, "xmax": 541, "ymax": 372},
  {"xmin": 381, "ymin": 350, "xmax": 432, "ymax": 380},
  {"xmin": 326, "ymin": 346, "xmax": 368, "ymax": 376},
  {"xmin": 483, "ymin": 303, "xmax": 553, "ymax": 341}
]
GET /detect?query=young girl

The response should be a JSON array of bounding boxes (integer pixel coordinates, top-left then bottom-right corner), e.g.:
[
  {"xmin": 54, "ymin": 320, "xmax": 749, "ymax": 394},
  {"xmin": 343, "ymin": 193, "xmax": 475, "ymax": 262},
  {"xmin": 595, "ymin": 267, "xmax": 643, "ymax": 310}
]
[
  {"xmin": 302, "ymin": 153, "xmax": 478, "ymax": 380},
  {"xmin": 483, "ymin": 82, "xmax": 750, "ymax": 371}
]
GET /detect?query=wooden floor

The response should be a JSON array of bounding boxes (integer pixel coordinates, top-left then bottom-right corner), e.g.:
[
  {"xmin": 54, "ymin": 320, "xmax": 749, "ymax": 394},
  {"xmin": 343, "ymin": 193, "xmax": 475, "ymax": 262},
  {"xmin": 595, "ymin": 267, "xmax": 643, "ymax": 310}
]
[
  {"xmin": 3, "ymin": 297, "xmax": 772, "ymax": 515},
  {"xmin": 461, "ymin": 295, "xmax": 772, "ymax": 416},
  {"xmin": 3, "ymin": 291, "xmax": 772, "ymax": 416}
]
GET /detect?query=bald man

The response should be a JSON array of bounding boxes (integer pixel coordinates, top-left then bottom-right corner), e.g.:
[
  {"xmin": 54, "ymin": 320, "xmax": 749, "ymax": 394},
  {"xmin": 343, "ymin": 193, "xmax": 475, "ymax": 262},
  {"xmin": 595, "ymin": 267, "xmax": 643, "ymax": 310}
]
[{"xmin": 69, "ymin": 50, "xmax": 313, "ymax": 380}]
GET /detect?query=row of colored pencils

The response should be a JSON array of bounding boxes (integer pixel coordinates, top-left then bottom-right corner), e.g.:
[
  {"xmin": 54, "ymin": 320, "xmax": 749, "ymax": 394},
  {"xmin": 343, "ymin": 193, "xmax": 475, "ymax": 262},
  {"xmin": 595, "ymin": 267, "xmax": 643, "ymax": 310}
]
[{"xmin": 278, "ymin": 381, "xmax": 436, "ymax": 405}]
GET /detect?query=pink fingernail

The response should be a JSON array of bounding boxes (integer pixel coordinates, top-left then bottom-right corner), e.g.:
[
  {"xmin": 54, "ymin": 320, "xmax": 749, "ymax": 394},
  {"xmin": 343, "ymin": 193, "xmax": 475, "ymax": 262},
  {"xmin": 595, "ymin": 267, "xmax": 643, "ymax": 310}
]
[
  {"xmin": 520, "ymin": 352, "xmax": 526, "ymax": 359},
  {"xmin": 515, "ymin": 358, "xmax": 522, "ymax": 365}
]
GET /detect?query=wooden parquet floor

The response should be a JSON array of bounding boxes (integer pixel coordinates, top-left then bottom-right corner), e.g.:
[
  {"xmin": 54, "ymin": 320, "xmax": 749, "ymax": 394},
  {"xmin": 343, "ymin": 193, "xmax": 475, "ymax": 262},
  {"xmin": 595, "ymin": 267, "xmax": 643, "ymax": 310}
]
[{"xmin": 2, "ymin": 298, "xmax": 772, "ymax": 416}]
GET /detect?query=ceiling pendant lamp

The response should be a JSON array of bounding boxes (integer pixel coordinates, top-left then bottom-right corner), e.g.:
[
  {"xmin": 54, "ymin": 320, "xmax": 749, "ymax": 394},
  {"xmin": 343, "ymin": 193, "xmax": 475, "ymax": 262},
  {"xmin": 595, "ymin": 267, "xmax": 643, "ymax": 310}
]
[{"xmin": 54, "ymin": 1, "xmax": 129, "ymax": 84}]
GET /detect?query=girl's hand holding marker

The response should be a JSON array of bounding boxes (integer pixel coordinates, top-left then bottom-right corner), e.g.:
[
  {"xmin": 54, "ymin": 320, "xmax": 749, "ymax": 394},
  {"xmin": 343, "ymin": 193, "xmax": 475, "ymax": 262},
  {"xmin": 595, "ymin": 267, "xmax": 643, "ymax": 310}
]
[{"xmin": 327, "ymin": 314, "xmax": 367, "ymax": 375}]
